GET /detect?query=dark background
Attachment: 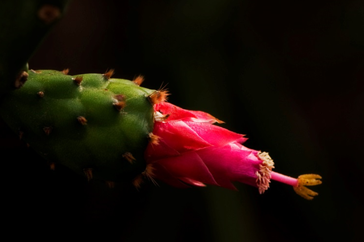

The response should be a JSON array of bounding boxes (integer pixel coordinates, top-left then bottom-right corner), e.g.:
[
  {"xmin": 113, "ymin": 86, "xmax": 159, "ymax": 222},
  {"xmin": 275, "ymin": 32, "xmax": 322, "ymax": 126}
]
[{"xmin": 1, "ymin": 0, "xmax": 363, "ymax": 241}]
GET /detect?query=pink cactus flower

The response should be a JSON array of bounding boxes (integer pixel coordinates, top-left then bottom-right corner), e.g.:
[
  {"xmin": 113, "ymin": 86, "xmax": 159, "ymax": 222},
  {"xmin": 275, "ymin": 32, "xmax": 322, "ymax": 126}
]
[{"xmin": 138, "ymin": 99, "xmax": 322, "ymax": 200}]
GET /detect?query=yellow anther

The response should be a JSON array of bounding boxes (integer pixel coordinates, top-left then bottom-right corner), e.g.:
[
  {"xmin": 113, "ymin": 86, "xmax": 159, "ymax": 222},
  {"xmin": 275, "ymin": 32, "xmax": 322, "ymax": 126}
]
[{"xmin": 293, "ymin": 174, "xmax": 322, "ymax": 200}]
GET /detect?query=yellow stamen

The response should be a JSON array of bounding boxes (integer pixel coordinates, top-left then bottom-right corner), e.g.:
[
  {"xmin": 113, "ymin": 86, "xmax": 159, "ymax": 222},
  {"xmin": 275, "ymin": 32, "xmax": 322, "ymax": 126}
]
[{"xmin": 293, "ymin": 174, "xmax": 322, "ymax": 200}]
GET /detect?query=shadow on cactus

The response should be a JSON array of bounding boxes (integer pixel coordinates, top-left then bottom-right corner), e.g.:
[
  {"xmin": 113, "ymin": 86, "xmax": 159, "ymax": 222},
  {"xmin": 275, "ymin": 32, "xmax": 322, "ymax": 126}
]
[{"xmin": 0, "ymin": 68, "xmax": 322, "ymax": 200}]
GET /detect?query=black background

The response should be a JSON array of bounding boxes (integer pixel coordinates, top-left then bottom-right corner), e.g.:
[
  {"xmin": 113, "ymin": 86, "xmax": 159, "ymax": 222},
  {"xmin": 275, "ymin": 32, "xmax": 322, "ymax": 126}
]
[{"xmin": 1, "ymin": 0, "xmax": 363, "ymax": 241}]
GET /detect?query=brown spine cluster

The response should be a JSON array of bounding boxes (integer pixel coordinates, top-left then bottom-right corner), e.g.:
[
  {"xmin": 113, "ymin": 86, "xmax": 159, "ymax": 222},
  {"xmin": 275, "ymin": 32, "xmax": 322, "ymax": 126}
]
[
  {"xmin": 148, "ymin": 132, "xmax": 160, "ymax": 145},
  {"xmin": 14, "ymin": 71, "xmax": 29, "ymax": 89},
  {"xmin": 103, "ymin": 69, "xmax": 114, "ymax": 80},
  {"xmin": 37, "ymin": 4, "xmax": 61, "ymax": 25},
  {"xmin": 84, "ymin": 168, "xmax": 93, "ymax": 181},
  {"xmin": 132, "ymin": 75, "xmax": 144, "ymax": 86},
  {"xmin": 113, "ymin": 94, "xmax": 126, "ymax": 111},
  {"xmin": 73, "ymin": 76, "xmax": 83, "ymax": 86},
  {"xmin": 37, "ymin": 91, "xmax": 44, "ymax": 97},
  {"xmin": 77, "ymin": 116, "xmax": 88, "ymax": 125},
  {"xmin": 43, "ymin": 126, "xmax": 52, "ymax": 135},
  {"xmin": 123, "ymin": 152, "xmax": 136, "ymax": 163},
  {"xmin": 148, "ymin": 90, "xmax": 169, "ymax": 105}
]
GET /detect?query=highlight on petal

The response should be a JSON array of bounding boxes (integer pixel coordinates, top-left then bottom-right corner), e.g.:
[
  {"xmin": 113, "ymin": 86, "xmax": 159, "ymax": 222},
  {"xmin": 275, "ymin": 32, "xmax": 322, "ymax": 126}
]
[
  {"xmin": 179, "ymin": 177, "xmax": 206, "ymax": 187},
  {"xmin": 152, "ymin": 121, "xmax": 212, "ymax": 152},
  {"xmin": 154, "ymin": 102, "xmax": 222, "ymax": 123},
  {"xmin": 185, "ymin": 121, "xmax": 247, "ymax": 145}
]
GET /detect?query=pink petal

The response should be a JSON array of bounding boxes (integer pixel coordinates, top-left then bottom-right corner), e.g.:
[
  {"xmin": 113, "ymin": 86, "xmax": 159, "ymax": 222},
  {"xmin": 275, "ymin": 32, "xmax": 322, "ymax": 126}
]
[
  {"xmin": 155, "ymin": 102, "xmax": 220, "ymax": 123},
  {"xmin": 179, "ymin": 177, "xmax": 206, "ymax": 187},
  {"xmin": 196, "ymin": 143, "xmax": 262, "ymax": 189},
  {"xmin": 152, "ymin": 121, "xmax": 211, "ymax": 152},
  {"xmin": 145, "ymin": 134, "xmax": 180, "ymax": 160},
  {"xmin": 151, "ymin": 151, "xmax": 218, "ymax": 186},
  {"xmin": 151, "ymin": 163, "xmax": 192, "ymax": 188},
  {"xmin": 146, "ymin": 101, "xmax": 274, "ymax": 193},
  {"xmin": 185, "ymin": 121, "xmax": 247, "ymax": 145}
]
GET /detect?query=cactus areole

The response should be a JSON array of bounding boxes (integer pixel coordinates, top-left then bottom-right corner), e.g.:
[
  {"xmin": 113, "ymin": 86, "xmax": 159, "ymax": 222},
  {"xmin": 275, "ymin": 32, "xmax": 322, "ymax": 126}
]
[{"xmin": 0, "ymin": 69, "xmax": 322, "ymax": 199}]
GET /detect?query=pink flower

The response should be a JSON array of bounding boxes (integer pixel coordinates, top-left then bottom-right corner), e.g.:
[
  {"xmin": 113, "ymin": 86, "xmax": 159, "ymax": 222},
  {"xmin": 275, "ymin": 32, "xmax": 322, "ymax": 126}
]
[{"xmin": 139, "ymin": 101, "xmax": 322, "ymax": 200}]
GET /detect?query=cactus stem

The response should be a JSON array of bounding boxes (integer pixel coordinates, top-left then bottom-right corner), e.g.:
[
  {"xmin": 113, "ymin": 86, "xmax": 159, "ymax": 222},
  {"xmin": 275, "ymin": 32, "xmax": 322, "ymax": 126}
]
[
  {"xmin": 147, "ymin": 90, "xmax": 169, "ymax": 105},
  {"xmin": 37, "ymin": 91, "xmax": 44, "ymax": 97},
  {"xmin": 62, "ymin": 69, "xmax": 69, "ymax": 75},
  {"xmin": 43, "ymin": 126, "xmax": 52, "ymax": 135},
  {"xmin": 38, "ymin": 4, "xmax": 61, "ymax": 25},
  {"xmin": 113, "ymin": 101, "xmax": 126, "ymax": 112},
  {"xmin": 14, "ymin": 71, "xmax": 29, "ymax": 89},
  {"xmin": 103, "ymin": 69, "xmax": 114, "ymax": 80},
  {"xmin": 132, "ymin": 75, "xmax": 144, "ymax": 86},
  {"xmin": 122, "ymin": 152, "xmax": 136, "ymax": 163},
  {"xmin": 148, "ymin": 133, "xmax": 160, "ymax": 145},
  {"xmin": 77, "ymin": 116, "xmax": 88, "ymax": 125},
  {"xmin": 73, "ymin": 76, "xmax": 83, "ymax": 86},
  {"xmin": 106, "ymin": 181, "xmax": 115, "ymax": 188},
  {"xmin": 84, "ymin": 168, "xmax": 93, "ymax": 181}
]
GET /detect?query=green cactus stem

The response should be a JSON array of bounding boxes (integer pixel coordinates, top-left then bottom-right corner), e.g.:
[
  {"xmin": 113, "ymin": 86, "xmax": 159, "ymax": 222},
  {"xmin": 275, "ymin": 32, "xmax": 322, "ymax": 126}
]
[
  {"xmin": 0, "ymin": 69, "xmax": 157, "ymax": 182},
  {"xmin": 0, "ymin": 0, "xmax": 71, "ymax": 96}
]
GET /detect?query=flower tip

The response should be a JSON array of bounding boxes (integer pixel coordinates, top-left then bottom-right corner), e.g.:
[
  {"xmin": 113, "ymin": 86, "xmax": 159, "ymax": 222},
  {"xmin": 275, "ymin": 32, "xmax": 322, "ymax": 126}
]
[{"xmin": 293, "ymin": 174, "xmax": 322, "ymax": 200}]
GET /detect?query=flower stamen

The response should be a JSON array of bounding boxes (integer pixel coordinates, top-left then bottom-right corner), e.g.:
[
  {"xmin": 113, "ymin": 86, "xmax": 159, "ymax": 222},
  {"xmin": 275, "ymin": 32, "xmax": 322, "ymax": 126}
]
[
  {"xmin": 293, "ymin": 174, "xmax": 322, "ymax": 200},
  {"xmin": 256, "ymin": 152, "xmax": 275, "ymax": 194},
  {"xmin": 271, "ymin": 172, "xmax": 322, "ymax": 200}
]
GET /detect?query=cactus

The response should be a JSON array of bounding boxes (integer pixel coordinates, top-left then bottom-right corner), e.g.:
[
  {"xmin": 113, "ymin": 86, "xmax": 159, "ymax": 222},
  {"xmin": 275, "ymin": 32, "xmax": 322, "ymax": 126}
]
[
  {"xmin": 0, "ymin": 69, "xmax": 155, "ymax": 182},
  {"xmin": 0, "ymin": 0, "xmax": 321, "ymax": 199},
  {"xmin": 0, "ymin": 68, "xmax": 322, "ymax": 199}
]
